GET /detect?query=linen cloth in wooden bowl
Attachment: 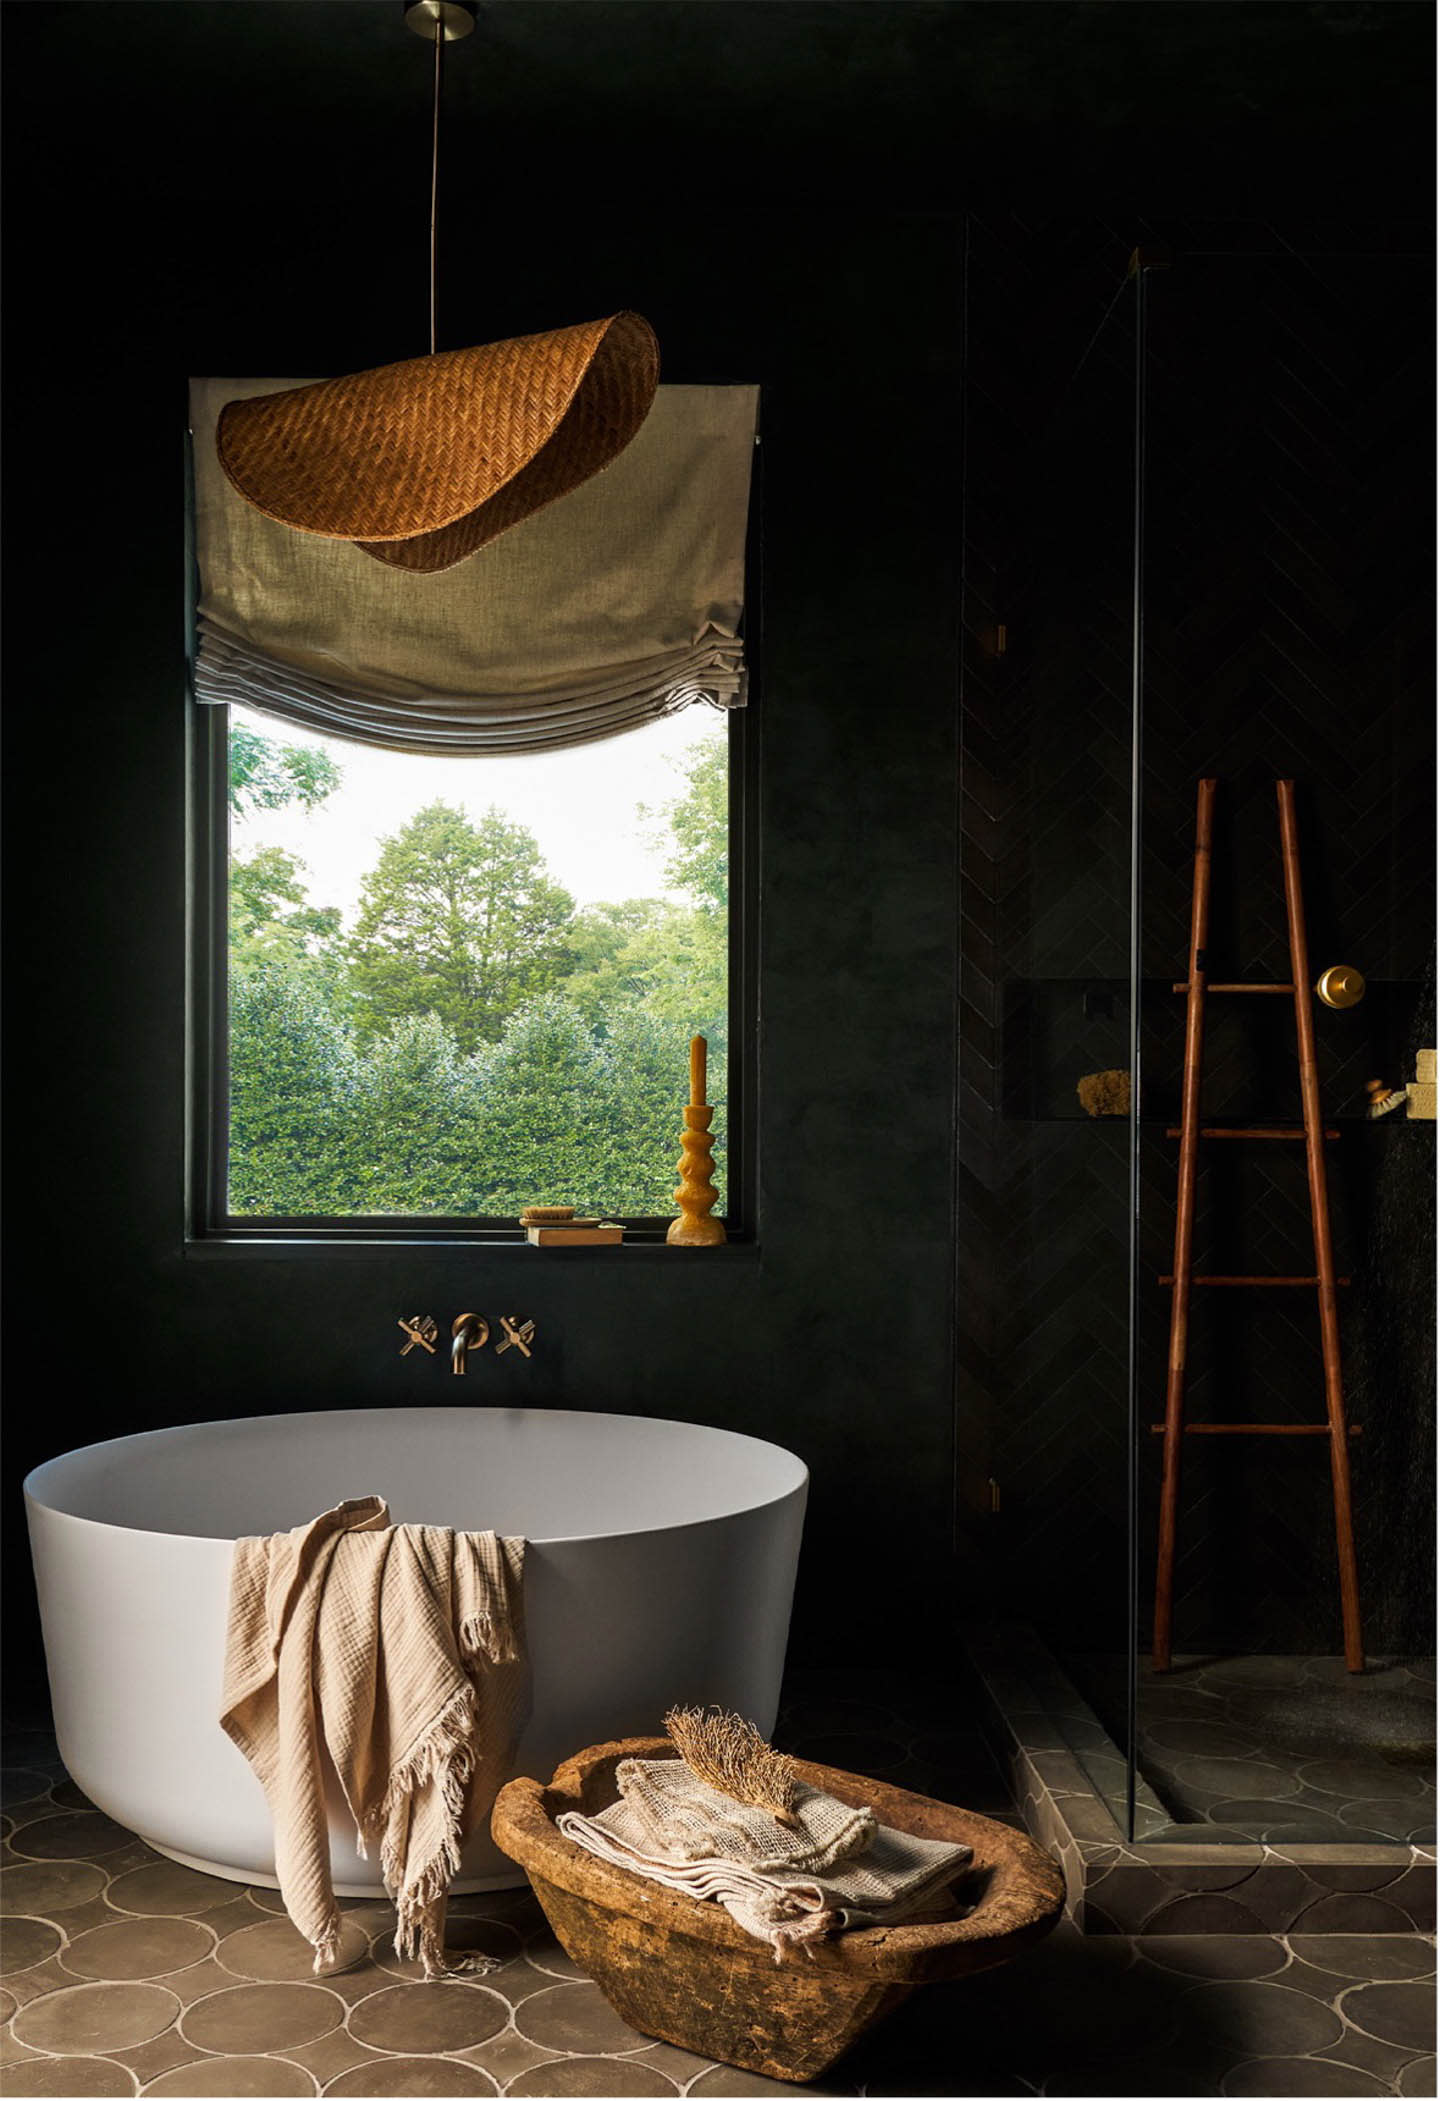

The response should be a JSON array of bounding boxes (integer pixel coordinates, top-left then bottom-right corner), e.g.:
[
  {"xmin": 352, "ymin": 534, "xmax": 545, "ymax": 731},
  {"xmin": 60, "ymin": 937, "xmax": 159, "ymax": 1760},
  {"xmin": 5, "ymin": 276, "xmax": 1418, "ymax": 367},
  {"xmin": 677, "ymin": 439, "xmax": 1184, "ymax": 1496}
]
[{"xmin": 491, "ymin": 1736, "xmax": 1066, "ymax": 2083}]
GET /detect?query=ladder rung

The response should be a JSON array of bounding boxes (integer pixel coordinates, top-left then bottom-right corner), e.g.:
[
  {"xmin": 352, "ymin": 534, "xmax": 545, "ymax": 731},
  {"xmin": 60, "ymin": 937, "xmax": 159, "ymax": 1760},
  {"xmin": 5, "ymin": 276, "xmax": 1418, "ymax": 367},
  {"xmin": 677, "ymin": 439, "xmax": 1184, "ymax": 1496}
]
[
  {"xmin": 1158, "ymin": 1274, "xmax": 1352, "ymax": 1287},
  {"xmin": 1149, "ymin": 1423, "xmax": 1363, "ymax": 1436},
  {"xmin": 1171, "ymin": 981, "xmax": 1294, "ymax": 994},
  {"xmin": 1165, "ymin": 1125, "xmax": 1339, "ymax": 1141}
]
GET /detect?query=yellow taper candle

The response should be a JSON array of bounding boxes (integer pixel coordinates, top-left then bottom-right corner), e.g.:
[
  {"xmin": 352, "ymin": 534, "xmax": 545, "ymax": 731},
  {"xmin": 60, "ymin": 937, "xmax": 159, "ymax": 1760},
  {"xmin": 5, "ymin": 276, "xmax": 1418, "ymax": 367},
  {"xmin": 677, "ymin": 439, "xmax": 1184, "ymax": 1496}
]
[{"xmin": 669, "ymin": 1033, "xmax": 724, "ymax": 1246}]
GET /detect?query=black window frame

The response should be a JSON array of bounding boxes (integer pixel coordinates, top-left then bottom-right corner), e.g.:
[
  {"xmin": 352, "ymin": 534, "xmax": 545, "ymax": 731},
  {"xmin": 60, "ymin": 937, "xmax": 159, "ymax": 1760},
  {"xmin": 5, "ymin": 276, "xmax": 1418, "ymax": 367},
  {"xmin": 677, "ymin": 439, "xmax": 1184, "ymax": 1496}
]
[{"xmin": 185, "ymin": 431, "xmax": 761, "ymax": 1249}]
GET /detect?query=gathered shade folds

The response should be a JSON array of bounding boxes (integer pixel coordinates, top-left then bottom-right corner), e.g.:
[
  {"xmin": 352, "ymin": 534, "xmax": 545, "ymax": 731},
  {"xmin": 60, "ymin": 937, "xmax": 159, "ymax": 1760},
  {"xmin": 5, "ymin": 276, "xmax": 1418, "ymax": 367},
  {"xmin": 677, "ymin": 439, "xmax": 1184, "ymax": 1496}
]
[{"xmin": 189, "ymin": 375, "xmax": 758, "ymax": 755}]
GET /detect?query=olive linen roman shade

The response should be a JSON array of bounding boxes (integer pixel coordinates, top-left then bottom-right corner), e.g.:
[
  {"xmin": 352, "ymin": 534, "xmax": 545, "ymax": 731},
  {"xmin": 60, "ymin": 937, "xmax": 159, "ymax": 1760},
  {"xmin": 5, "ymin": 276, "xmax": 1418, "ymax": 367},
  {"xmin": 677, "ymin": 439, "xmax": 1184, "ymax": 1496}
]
[{"xmin": 188, "ymin": 376, "xmax": 758, "ymax": 755}]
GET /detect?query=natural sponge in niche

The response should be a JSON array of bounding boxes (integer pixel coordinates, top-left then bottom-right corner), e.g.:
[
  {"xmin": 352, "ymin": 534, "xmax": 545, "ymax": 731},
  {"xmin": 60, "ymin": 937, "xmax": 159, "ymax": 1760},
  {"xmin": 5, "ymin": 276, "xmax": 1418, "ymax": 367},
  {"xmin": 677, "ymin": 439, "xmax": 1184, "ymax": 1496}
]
[{"xmin": 1077, "ymin": 1069, "xmax": 1131, "ymax": 1118}]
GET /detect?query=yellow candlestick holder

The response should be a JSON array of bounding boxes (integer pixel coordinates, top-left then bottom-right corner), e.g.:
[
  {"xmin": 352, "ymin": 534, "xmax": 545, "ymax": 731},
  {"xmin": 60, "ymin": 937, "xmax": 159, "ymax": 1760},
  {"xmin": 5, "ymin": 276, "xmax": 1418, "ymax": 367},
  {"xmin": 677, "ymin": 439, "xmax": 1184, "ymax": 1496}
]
[{"xmin": 666, "ymin": 1103, "xmax": 726, "ymax": 1246}]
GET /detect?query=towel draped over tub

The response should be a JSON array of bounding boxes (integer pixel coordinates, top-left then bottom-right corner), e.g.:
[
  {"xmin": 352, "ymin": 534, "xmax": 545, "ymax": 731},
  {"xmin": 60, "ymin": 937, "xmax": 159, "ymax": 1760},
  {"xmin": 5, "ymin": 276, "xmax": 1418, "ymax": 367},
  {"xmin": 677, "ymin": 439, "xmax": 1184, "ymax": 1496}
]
[{"xmin": 220, "ymin": 1495, "xmax": 527, "ymax": 1979}]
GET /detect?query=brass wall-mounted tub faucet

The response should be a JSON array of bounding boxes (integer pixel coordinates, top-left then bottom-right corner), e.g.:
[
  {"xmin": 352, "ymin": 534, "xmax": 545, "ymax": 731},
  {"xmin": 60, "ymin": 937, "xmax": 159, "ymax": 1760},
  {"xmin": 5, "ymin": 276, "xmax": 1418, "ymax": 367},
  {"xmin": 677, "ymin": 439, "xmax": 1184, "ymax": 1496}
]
[{"xmin": 451, "ymin": 1313, "xmax": 490, "ymax": 1374}]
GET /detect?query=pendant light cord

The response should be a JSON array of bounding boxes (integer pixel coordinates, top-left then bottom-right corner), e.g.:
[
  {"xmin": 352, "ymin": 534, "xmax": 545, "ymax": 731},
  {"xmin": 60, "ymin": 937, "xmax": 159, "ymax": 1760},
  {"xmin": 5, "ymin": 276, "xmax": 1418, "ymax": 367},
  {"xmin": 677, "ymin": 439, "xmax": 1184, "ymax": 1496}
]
[{"xmin": 429, "ymin": 13, "xmax": 443, "ymax": 354}]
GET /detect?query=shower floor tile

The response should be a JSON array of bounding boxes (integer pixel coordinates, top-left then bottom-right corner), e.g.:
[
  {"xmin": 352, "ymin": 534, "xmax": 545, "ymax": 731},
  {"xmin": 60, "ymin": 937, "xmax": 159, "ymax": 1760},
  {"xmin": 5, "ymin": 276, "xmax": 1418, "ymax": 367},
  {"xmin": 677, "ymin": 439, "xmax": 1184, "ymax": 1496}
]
[
  {"xmin": 1082, "ymin": 1655, "xmax": 1438, "ymax": 1846},
  {"xmin": 3, "ymin": 1678, "xmax": 1436, "ymax": 2098}
]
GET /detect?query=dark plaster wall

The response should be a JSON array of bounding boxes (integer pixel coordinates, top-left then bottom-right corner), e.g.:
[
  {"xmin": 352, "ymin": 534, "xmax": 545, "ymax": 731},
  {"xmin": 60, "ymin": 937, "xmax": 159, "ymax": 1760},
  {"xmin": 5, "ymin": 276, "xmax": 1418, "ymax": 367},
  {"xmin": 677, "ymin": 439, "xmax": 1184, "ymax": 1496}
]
[
  {"xmin": 4, "ymin": 4, "xmax": 1434, "ymax": 1701},
  {"xmin": 3, "ymin": 4, "xmax": 969, "ymax": 1701}
]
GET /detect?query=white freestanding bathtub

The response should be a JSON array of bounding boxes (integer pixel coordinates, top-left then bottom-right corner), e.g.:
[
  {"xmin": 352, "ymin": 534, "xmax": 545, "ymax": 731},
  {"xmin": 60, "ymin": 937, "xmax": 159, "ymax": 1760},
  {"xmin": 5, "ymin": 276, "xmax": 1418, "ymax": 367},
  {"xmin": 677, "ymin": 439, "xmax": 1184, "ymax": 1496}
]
[{"xmin": 24, "ymin": 1407, "xmax": 807, "ymax": 1891}]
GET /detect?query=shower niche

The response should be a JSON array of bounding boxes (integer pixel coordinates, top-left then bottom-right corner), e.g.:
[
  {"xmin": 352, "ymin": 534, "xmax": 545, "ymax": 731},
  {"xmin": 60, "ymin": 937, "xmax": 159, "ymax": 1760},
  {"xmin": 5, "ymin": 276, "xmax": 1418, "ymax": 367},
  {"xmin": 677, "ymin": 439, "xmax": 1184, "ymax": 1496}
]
[{"xmin": 960, "ymin": 219, "xmax": 1435, "ymax": 1928}]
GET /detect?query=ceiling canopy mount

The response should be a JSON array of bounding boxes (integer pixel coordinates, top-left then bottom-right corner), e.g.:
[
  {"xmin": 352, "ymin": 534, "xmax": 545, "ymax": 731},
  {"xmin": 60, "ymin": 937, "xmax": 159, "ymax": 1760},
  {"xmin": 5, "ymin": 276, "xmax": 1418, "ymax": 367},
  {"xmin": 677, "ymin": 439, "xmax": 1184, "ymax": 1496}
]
[{"xmin": 402, "ymin": 1, "xmax": 478, "ymax": 43}]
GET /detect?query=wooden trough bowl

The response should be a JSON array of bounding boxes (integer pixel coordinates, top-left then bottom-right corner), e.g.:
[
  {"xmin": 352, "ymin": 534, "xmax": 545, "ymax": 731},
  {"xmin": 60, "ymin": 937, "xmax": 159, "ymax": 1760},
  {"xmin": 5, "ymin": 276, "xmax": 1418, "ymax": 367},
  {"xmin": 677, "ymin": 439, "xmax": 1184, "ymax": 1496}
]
[{"xmin": 491, "ymin": 1737, "xmax": 1066, "ymax": 2084}]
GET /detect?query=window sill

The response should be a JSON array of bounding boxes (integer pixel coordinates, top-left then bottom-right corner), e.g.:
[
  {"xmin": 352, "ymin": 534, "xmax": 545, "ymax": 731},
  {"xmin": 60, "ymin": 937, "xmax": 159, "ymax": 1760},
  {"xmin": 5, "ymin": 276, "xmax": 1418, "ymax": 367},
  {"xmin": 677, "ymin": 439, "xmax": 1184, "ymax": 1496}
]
[{"xmin": 184, "ymin": 1232, "xmax": 758, "ymax": 1260}]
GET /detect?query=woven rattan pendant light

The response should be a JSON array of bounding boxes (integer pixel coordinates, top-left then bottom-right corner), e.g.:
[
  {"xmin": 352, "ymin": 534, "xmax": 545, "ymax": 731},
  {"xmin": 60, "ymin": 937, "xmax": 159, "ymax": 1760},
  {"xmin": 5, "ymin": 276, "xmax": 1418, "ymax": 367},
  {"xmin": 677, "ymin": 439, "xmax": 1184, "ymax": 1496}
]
[{"xmin": 216, "ymin": 4, "xmax": 659, "ymax": 575}]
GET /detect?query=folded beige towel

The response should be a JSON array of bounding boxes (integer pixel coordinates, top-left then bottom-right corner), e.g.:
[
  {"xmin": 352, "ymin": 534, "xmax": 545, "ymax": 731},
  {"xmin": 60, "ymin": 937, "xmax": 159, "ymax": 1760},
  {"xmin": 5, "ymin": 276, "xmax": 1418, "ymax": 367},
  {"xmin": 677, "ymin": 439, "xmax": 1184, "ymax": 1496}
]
[
  {"xmin": 557, "ymin": 1756, "xmax": 971, "ymax": 1962},
  {"xmin": 220, "ymin": 1496, "xmax": 526, "ymax": 1980},
  {"xmin": 614, "ymin": 1757, "xmax": 877, "ymax": 1872}
]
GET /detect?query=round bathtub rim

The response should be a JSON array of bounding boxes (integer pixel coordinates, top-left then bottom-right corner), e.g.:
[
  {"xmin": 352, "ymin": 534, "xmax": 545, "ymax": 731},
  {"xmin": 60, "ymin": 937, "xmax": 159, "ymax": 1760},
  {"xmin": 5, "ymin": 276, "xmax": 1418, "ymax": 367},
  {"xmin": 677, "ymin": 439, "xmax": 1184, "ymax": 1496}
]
[{"xmin": 23, "ymin": 1404, "xmax": 810, "ymax": 1550}]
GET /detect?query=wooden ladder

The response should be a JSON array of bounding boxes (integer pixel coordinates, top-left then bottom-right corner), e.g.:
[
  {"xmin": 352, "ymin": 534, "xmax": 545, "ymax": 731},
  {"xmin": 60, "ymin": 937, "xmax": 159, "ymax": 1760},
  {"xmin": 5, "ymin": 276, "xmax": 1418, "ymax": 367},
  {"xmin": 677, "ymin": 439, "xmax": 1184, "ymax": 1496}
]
[{"xmin": 1151, "ymin": 778, "xmax": 1364, "ymax": 1674}]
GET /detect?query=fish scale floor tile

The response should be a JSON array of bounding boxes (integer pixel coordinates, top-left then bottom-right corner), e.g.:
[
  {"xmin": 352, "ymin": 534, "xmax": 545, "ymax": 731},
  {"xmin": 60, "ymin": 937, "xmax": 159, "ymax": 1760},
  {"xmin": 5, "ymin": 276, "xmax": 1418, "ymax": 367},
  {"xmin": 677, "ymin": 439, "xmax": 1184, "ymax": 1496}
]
[{"xmin": 0, "ymin": 1675, "xmax": 1433, "ymax": 2097}]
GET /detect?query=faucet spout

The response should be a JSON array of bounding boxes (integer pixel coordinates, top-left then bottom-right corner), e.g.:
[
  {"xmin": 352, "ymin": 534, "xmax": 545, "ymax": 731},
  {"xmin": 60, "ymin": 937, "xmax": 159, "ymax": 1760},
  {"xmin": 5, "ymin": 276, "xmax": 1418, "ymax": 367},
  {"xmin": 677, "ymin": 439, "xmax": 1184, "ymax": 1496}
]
[{"xmin": 450, "ymin": 1313, "xmax": 488, "ymax": 1374}]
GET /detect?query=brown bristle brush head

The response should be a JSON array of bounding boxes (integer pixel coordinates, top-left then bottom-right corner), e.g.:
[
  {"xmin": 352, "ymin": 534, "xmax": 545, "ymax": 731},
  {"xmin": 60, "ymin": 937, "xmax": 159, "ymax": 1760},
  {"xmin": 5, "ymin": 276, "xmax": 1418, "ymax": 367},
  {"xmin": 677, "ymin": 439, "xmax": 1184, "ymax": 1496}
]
[{"xmin": 664, "ymin": 1706, "xmax": 802, "ymax": 1828}]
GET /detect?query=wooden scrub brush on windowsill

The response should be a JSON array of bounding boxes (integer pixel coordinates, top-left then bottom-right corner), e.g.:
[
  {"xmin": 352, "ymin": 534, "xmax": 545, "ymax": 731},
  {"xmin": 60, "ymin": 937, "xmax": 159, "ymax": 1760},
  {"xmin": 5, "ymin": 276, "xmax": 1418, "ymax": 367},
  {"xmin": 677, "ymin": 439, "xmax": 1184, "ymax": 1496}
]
[{"xmin": 520, "ymin": 1204, "xmax": 624, "ymax": 1245}]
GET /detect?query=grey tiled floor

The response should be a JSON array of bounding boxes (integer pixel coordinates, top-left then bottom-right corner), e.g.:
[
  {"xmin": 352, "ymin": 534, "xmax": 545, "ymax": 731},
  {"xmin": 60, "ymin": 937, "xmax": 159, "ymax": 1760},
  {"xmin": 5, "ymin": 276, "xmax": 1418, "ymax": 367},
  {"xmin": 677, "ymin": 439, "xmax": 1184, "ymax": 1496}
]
[{"xmin": 1, "ymin": 1674, "xmax": 1434, "ymax": 2096}]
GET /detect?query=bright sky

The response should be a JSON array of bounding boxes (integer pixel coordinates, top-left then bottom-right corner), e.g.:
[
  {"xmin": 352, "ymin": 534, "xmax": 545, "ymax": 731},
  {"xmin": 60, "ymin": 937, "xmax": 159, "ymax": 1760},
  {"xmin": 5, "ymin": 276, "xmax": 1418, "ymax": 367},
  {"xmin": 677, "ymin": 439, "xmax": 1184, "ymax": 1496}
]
[{"xmin": 230, "ymin": 702, "xmax": 726, "ymax": 922}]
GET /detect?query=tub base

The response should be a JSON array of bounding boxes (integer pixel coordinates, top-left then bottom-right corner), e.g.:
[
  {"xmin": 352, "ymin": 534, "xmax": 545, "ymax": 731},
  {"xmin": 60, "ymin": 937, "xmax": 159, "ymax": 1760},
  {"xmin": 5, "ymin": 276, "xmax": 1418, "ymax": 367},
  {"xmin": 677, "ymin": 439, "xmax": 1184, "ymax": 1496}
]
[{"xmin": 147, "ymin": 1839, "xmax": 525, "ymax": 1899}]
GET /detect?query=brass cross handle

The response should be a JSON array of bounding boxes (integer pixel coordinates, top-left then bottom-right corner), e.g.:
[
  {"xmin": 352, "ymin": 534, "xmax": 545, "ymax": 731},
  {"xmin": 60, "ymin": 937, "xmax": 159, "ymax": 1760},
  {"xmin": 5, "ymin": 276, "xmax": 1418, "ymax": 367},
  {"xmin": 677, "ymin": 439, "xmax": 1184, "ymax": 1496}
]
[
  {"xmin": 497, "ymin": 1316, "xmax": 536, "ymax": 1358},
  {"xmin": 397, "ymin": 1315, "xmax": 438, "ymax": 1357}
]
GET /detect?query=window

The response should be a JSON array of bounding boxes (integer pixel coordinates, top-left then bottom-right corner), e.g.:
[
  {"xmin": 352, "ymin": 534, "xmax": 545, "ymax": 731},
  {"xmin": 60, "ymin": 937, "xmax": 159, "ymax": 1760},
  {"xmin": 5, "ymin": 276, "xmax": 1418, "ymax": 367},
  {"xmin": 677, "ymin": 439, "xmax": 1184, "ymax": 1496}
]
[
  {"xmin": 198, "ymin": 702, "xmax": 744, "ymax": 1235},
  {"xmin": 186, "ymin": 374, "xmax": 759, "ymax": 1240}
]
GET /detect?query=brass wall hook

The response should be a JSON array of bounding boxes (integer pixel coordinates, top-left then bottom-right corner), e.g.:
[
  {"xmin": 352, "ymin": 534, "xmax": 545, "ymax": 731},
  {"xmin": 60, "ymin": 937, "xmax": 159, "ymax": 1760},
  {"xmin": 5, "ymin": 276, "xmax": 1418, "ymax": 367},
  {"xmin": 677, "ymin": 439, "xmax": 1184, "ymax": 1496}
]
[
  {"xmin": 397, "ymin": 1315, "xmax": 438, "ymax": 1356},
  {"xmin": 451, "ymin": 1313, "xmax": 490, "ymax": 1374},
  {"xmin": 1316, "ymin": 964, "xmax": 1365, "ymax": 1010}
]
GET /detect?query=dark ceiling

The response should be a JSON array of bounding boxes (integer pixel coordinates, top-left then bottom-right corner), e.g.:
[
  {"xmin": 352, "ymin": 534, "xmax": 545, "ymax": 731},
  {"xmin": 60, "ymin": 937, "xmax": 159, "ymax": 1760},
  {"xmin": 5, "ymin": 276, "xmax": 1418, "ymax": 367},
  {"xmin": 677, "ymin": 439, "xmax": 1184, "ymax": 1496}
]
[{"xmin": 4, "ymin": 0, "xmax": 1434, "ymax": 217}]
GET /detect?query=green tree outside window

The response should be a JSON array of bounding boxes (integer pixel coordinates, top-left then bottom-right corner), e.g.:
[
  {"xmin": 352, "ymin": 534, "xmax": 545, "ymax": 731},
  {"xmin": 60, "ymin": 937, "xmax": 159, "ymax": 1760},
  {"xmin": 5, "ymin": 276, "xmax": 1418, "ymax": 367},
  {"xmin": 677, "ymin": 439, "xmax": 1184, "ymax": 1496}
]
[{"xmin": 226, "ymin": 719, "xmax": 729, "ymax": 1219}]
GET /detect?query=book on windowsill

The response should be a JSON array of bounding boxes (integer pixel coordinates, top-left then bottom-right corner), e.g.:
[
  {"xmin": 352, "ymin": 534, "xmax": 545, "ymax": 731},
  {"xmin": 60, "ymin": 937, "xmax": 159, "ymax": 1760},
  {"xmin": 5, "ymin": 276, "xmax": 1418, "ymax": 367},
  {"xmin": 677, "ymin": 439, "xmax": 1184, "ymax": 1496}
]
[{"xmin": 525, "ymin": 1221, "xmax": 625, "ymax": 1246}]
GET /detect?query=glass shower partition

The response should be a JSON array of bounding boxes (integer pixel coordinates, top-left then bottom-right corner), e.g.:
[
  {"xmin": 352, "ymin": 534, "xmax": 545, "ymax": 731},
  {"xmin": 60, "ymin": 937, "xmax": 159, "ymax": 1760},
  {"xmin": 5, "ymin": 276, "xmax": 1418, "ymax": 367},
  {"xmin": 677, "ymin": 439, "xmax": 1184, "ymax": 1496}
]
[
  {"xmin": 1130, "ymin": 234, "xmax": 1436, "ymax": 1849},
  {"xmin": 964, "ymin": 222, "xmax": 1432, "ymax": 1895}
]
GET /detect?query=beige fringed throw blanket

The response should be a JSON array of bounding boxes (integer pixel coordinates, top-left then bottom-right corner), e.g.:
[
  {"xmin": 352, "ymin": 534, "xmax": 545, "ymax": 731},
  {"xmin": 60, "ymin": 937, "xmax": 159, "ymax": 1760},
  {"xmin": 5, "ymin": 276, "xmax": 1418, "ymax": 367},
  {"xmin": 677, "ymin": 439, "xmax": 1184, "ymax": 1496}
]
[
  {"xmin": 557, "ymin": 1757, "xmax": 971, "ymax": 1962},
  {"xmin": 221, "ymin": 1497, "xmax": 526, "ymax": 1981}
]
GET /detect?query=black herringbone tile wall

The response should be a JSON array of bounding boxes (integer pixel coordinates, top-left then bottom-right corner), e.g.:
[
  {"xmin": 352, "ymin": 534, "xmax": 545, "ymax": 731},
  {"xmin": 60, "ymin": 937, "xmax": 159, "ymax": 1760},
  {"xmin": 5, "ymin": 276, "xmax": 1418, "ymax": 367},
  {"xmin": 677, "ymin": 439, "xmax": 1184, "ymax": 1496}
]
[
  {"xmin": 958, "ymin": 219, "xmax": 1435, "ymax": 1671},
  {"xmin": 958, "ymin": 216, "xmax": 1138, "ymax": 1654}
]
